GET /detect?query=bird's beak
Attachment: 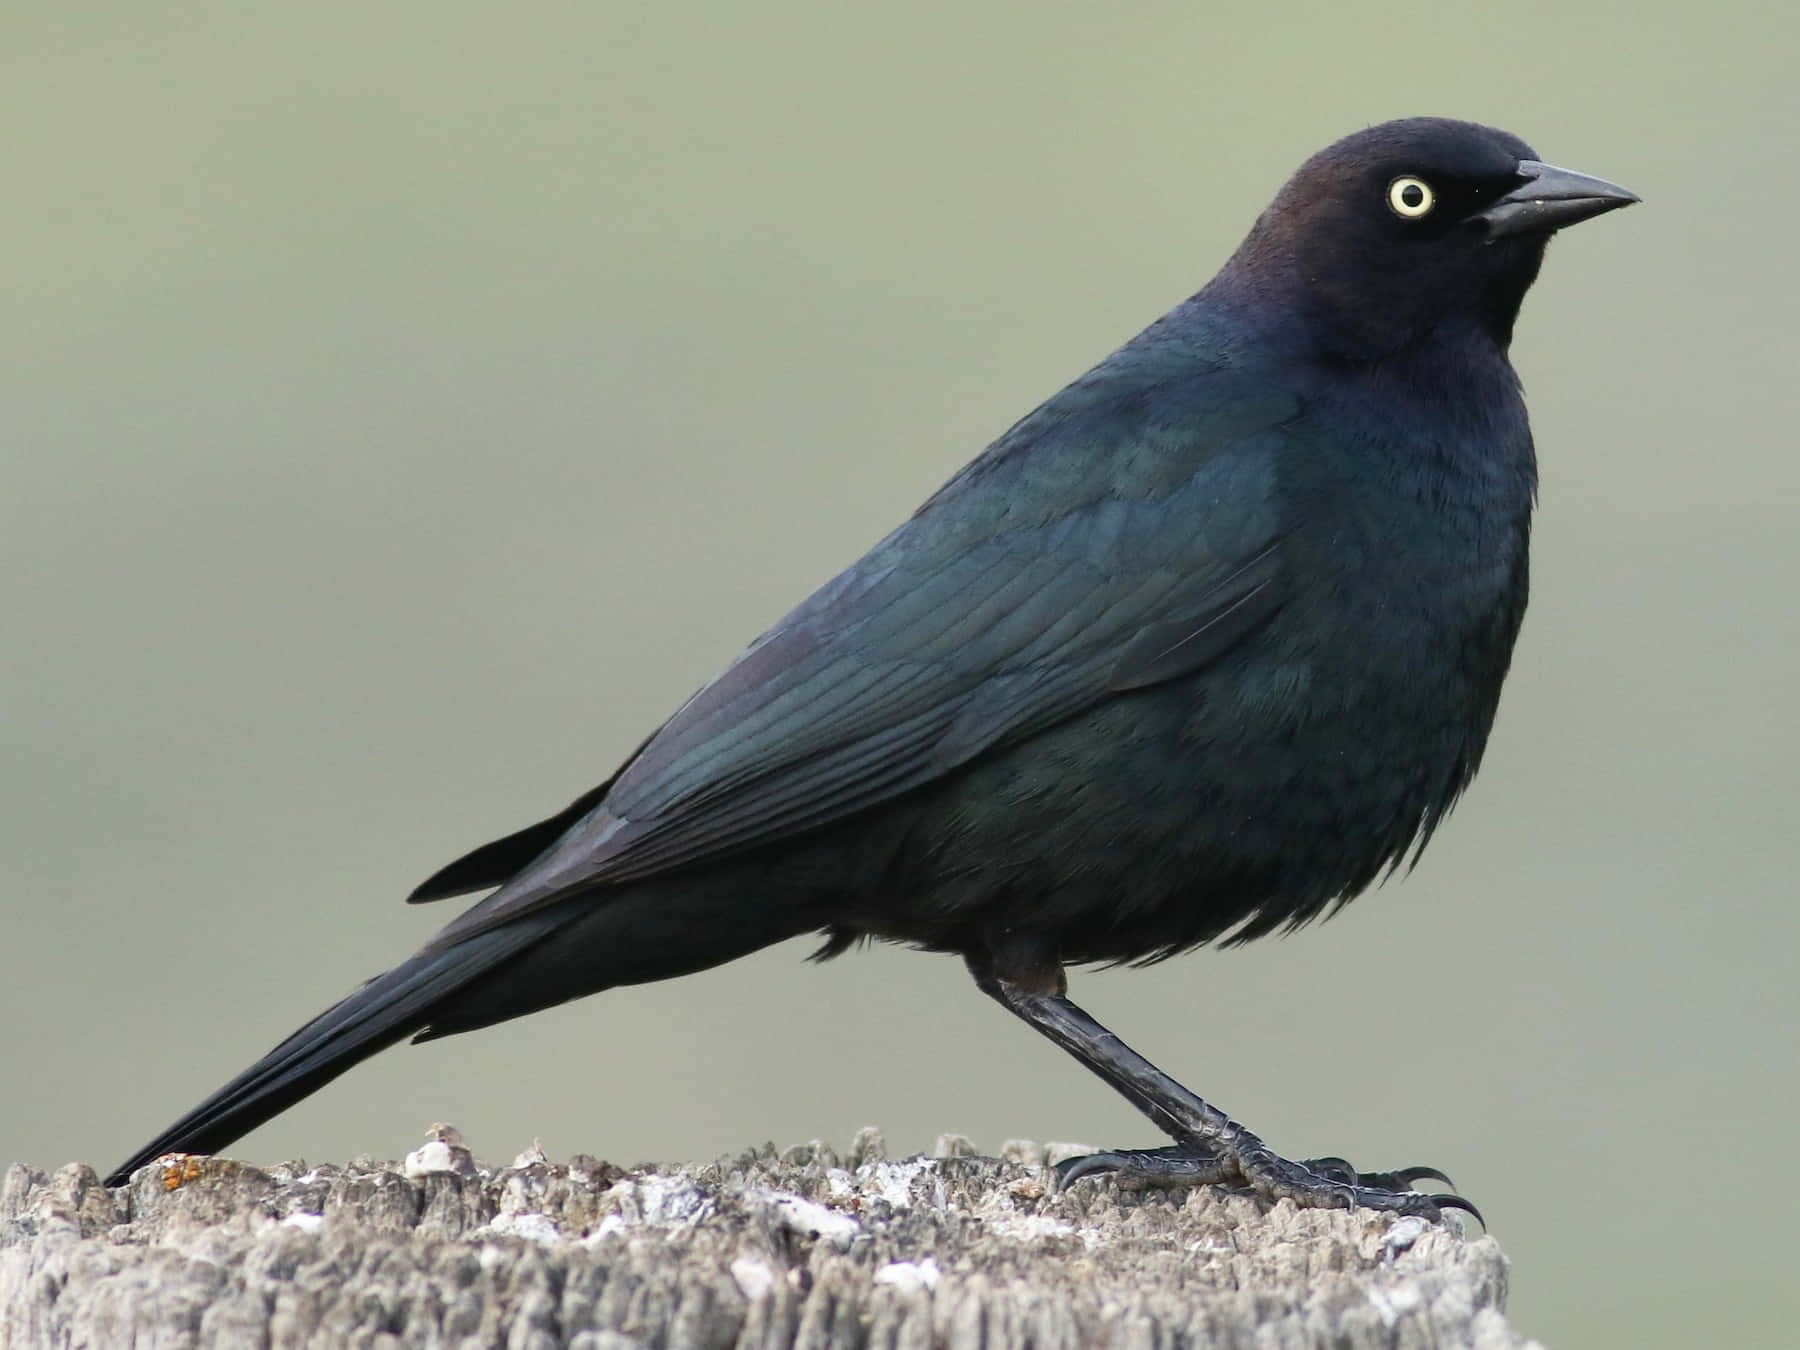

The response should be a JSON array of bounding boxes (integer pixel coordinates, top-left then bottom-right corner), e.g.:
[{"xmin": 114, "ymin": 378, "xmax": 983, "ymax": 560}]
[{"xmin": 1471, "ymin": 160, "xmax": 1640, "ymax": 240}]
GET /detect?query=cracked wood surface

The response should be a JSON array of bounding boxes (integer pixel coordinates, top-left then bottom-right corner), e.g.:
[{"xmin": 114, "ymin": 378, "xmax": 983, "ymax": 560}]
[{"xmin": 1, "ymin": 1130, "xmax": 1535, "ymax": 1349}]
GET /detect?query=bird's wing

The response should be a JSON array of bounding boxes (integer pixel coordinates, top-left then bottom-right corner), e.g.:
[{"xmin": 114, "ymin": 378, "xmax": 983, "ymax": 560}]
[{"xmin": 419, "ymin": 359, "xmax": 1297, "ymax": 951}]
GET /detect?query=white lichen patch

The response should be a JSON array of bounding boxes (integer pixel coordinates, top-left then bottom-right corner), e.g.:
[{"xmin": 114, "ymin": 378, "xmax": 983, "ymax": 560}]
[
  {"xmin": 1381, "ymin": 1216, "xmax": 1430, "ymax": 1261},
  {"xmin": 730, "ymin": 1256, "xmax": 778, "ymax": 1300},
  {"xmin": 747, "ymin": 1189, "xmax": 861, "ymax": 1248},
  {"xmin": 605, "ymin": 1174, "xmax": 712, "ymax": 1228},
  {"xmin": 866, "ymin": 1158, "xmax": 936, "ymax": 1208},
  {"xmin": 1366, "ymin": 1280, "xmax": 1425, "ymax": 1328},
  {"xmin": 403, "ymin": 1138, "xmax": 477, "ymax": 1179},
  {"xmin": 980, "ymin": 1212, "xmax": 1083, "ymax": 1244},
  {"xmin": 477, "ymin": 1211, "xmax": 562, "ymax": 1245},
  {"xmin": 873, "ymin": 1258, "xmax": 941, "ymax": 1293},
  {"xmin": 585, "ymin": 1213, "xmax": 628, "ymax": 1244}
]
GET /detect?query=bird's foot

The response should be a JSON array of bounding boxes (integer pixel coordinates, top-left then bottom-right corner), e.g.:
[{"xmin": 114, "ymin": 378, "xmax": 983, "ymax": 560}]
[
  {"xmin": 1055, "ymin": 1140, "xmax": 1480, "ymax": 1225},
  {"xmin": 970, "ymin": 974, "xmax": 1481, "ymax": 1224}
]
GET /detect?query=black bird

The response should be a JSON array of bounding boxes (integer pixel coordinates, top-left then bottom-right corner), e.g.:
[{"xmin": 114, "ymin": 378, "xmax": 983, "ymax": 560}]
[{"xmin": 107, "ymin": 119, "xmax": 1636, "ymax": 1214}]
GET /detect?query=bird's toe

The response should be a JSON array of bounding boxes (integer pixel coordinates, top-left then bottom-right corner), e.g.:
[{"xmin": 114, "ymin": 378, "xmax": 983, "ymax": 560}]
[{"xmin": 1052, "ymin": 1144, "xmax": 1232, "ymax": 1192}]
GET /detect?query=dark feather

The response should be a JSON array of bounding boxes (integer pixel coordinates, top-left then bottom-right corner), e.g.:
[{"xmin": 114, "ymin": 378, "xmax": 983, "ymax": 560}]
[{"xmin": 419, "ymin": 362, "xmax": 1295, "ymax": 953}]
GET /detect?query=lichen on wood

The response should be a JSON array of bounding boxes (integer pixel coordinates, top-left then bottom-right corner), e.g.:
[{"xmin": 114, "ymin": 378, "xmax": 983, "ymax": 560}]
[{"xmin": 1, "ymin": 1129, "xmax": 1534, "ymax": 1348}]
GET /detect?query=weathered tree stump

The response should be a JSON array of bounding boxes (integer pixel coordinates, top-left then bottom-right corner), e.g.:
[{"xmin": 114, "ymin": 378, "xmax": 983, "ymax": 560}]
[{"xmin": 1, "ymin": 1129, "xmax": 1533, "ymax": 1348}]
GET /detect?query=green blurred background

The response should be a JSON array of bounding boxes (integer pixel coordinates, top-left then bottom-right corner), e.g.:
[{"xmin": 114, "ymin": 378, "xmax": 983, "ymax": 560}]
[{"xmin": 3, "ymin": 4, "xmax": 1793, "ymax": 1345}]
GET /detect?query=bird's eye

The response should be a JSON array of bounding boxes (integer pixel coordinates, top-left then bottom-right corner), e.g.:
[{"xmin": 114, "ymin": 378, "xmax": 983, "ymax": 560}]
[{"xmin": 1386, "ymin": 176, "xmax": 1435, "ymax": 219}]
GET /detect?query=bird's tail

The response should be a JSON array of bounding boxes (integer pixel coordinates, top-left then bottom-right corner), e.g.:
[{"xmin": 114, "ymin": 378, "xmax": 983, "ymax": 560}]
[
  {"xmin": 107, "ymin": 870, "xmax": 819, "ymax": 1187},
  {"xmin": 104, "ymin": 919, "xmax": 554, "ymax": 1186}
]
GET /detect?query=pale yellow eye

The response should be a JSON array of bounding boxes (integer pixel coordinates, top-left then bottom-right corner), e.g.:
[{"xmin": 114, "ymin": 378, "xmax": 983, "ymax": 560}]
[{"xmin": 1387, "ymin": 176, "xmax": 1435, "ymax": 219}]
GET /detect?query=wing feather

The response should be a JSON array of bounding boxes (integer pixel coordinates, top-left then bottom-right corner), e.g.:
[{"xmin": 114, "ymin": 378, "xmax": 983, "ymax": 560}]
[{"xmin": 419, "ymin": 362, "xmax": 1299, "ymax": 951}]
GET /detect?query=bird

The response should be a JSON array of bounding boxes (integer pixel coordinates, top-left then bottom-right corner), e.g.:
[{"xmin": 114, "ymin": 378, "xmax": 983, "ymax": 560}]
[{"xmin": 106, "ymin": 118, "xmax": 1637, "ymax": 1216}]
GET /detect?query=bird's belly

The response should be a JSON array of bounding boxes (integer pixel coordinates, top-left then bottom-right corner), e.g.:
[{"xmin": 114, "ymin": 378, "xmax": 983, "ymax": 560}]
[{"xmin": 852, "ymin": 640, "xmax": 1493, "ymax": 964}]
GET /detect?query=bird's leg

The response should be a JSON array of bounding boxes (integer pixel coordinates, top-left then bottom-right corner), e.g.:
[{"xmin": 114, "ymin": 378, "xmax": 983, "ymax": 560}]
[{"xmin": 967, "ymin": 957, "xmax": 1476, "ymax": 1222}]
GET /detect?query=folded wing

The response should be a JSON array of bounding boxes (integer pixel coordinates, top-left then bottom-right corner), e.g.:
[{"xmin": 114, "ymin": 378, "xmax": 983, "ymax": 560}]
[{"xmin": 418, "ymin": 359, "xmax": 1299, "ymax": 951}]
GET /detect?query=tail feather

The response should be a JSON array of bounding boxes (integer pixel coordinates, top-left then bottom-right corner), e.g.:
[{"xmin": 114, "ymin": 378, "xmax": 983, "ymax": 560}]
[
  {"xmin": 109, "ymin": 860, "xmax": 817, "ymax": 1188},
  {"xmin": 104, "ymin": 922, "xmax": 549, "ymax": 1186}
]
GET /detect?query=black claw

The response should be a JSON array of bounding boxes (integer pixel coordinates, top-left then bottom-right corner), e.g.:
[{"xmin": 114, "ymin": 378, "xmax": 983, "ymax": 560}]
[
  {"xmin": 1053, "ymin": 1151, "xmax": 1127, "ymax": 1189},
  {"xmin": 1297, "ymin": 1157, "xmax": 1455, "ymax": 1194},
  {"xmin": 1349, "ymin": 1163, "xmax": 1456, "ymax": 1192},
  {"xmin": 1394, "ymin": 1165, "xmax": 1455, "ymax": 1190},
  {"xmin": 1427, "ymin": 1192, "xmax": 1485, "ymax": 1227}
]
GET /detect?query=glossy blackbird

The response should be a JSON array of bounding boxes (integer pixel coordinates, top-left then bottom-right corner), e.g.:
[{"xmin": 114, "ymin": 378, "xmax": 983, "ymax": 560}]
[{"xmin": 108, "ymin": 119, "xmax": 1636, "ymax": 1215}]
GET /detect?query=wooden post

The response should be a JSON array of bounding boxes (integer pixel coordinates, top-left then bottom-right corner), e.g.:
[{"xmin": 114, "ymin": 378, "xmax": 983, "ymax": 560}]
[{"xmin": 1, "ymin": 1130, "xmax": 1533, "ymax": 1348}]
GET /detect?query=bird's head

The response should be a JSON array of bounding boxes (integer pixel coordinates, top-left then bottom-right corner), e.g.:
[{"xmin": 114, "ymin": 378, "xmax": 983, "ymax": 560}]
[{"xmin": 1216, "ymin": 118, "xmax": 1638, "ymax": 361}]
